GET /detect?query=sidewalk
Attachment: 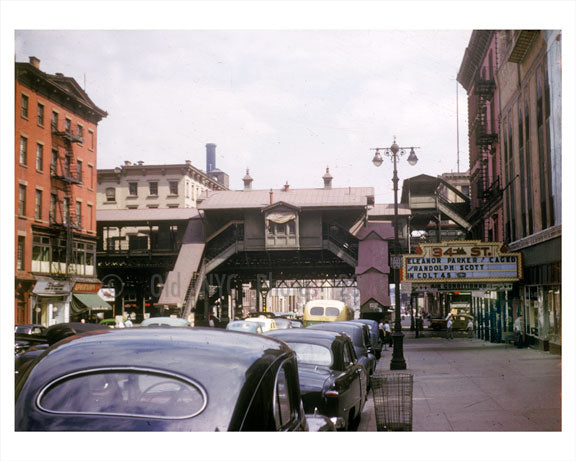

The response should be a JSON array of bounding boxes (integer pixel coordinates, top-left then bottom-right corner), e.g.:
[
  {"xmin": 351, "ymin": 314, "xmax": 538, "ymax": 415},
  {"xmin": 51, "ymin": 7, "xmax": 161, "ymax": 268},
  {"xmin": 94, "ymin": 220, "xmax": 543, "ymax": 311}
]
[{"xmin": 358, "ymin": 333, "xmax": 561, "ymax": 431}]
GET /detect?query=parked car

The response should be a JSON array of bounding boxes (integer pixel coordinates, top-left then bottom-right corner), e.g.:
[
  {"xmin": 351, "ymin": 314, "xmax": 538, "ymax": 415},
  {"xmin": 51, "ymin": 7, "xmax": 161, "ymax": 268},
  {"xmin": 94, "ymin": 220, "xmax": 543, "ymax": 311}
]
[
  {"xmin": 273, "ymin": 318, "xmax": 293, "ymax": 330},
  {"xmin": 140, "ymin": 317, "xmax": 190, "ymax": 327},
  {"xmin": 266, "ymin": 328, "xmax": 366, "ymax": 430},
  {"xmin": 244, "ymin": 315, "xmax": 277, "ymax": 332},
  {"xmin": 15, "ymin": 322, "xmax": 109, "ymax": 376},
  {"xmin": 15, "ymin": 324, "xmax": 46, "ymax": 335},
  {"xmin": 226, "ymin": 320, "xmax": 263, "ymax": 334},
  {"xmin": 289, "ymin": 320, "xmax": 304, "ymax": 328},
  {"xmin": 307, "ymin": 321, "xmax": 377, "ymax": 380},
  {"xmin": 349, "ymin": 319, "xmax": 382, "ymax": 359},
  {"xmin": 15, "ymin": 328, "xmax": 335, "ymax": 431}
]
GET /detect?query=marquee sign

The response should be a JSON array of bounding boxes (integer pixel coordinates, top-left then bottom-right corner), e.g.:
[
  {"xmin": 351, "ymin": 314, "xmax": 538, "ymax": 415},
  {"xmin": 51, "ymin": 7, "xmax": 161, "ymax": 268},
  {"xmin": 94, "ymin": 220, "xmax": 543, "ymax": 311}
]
[{"xmin": 402, "ymin": 240, "xmax": 522, "ymax": 283}]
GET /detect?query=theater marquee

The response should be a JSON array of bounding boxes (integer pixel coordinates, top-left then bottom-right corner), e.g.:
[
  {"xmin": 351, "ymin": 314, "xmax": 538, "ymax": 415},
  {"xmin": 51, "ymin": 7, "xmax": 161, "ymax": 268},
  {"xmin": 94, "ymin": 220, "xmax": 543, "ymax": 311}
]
[{"xmin": 402, "ymin": 241, "xmax": 522, "ymax": 283}]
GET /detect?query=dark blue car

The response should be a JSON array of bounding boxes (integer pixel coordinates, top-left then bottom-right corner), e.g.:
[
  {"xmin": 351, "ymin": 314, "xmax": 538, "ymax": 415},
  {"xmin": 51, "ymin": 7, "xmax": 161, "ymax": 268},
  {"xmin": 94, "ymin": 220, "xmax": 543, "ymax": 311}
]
[{"xmin": 15, "ymin": 328, "xmax": 334, "ymax": 431}]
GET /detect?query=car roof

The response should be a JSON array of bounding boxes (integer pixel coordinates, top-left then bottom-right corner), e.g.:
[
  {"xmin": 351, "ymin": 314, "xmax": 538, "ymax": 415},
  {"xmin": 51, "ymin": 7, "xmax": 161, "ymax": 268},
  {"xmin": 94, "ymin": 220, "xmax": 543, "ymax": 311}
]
[
  {"xmin": 24, "ymin": 328, "xmax": 290, "ymax": 383},
  {"xmin": 266, "ymin": 328, "xmax": 347, "ymax": 343}
]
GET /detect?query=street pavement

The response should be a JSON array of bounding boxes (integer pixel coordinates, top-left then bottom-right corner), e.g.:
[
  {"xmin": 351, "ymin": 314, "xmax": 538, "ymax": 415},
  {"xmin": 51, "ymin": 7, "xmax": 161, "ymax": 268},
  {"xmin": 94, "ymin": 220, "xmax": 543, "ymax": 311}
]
[{"xmin": 357, "ymin": 329, "xmax": 561, "ymax": 432}]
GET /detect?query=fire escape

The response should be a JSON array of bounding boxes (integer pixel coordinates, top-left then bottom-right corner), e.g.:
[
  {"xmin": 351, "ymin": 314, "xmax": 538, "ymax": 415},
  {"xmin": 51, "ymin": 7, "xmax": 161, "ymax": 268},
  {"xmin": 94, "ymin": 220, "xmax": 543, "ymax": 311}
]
[
  {"xmin": 470, "ymin": 67, "xmax": 500, "ymax": 241},
  {"xmin": 50, "ymin": 118, "xmax": 83, "ymax": 277}
]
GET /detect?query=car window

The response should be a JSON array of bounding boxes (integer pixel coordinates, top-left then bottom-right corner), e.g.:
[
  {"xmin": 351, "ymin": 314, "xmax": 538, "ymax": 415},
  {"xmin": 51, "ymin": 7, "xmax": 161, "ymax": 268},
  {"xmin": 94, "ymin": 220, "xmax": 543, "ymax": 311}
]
[
  {"xmin": 37, "ymin": 369, "xmax": 207, "ymax": 419},
  {"xmin": 288, "ymin": 342, "xmax": 333, "ymax": 367},
  {"xmin": 342, "ymin": 341, "xmax": 352, "ymax": 365},
  {"xmin": 325, "ymin": 307, "xmax": 340, "ymax": 317},
  {"xmin": 273, "ymin": 364, "xmax": 300, "ymax": 430},
  {"xmin": 309, "ymin": 307, "xmax": 324, "ymax": 316}
]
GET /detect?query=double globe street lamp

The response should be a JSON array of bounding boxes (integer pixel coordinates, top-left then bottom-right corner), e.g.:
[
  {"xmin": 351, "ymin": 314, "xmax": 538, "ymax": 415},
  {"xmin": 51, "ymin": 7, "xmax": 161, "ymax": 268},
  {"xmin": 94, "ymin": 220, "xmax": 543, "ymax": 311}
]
[{"xmin": 371, "ymin": 137, "xmax": 419, "ymax": 370}]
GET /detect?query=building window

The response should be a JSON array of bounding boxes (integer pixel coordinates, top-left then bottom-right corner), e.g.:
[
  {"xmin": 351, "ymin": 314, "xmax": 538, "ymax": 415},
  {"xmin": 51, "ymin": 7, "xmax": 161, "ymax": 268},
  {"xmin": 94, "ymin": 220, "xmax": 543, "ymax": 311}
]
[
  {"xmin": 21, "ymin": 94, "xmax": 29, "ymax": 118},
  {"xmin": 19, "ymin": 136, "xmax": 28, "ymax": 165},
  {"xmin": 88, "ymin": 165, "xmax": 94, "ymax": 188},
  {"xmin": 77, "ymin": 160, "xmax": 83, "ymax": 183},
  {"xmin": 87, "ymin": 204, "xmax": 93, "ymax": 231},
  {"xmin": 18, "ymin": 185, "xmax": 27, "ymax": 216},
  {"xmin": 105, "ymin": 188, "xmax": 116, "ymax": 202},
  {"xmin": 64, "ymin": 155, "xmax": 71, "ymax": 177},
  {"xmin": 36, "ymin": 143, "xmax": 44, "ymax": 171},
  {"xmin": 88, "ymin": 129, "xmax": 95, "ymax": 150},
  {"xmin": 17, "ymin": 236, "xmax": 25, "ymax": 271},
  {"xmin": 50, "ymin": 194, "xmax": 57, "ymax": 223},
  {"xmin": 32, "ymin": 235, "xmax": 51, "ymax": 273},
  {"xmin": 76, "ymin": 201, "xmax": 82, "ymax": 227},
  {"xmin": 51, "ymin": 149, "xmax": 58, "ymax": 175},
  {"xmin": 35, "ymin": 189, "xmax": 42, "ymax": 220},
  {"xmin": 37, "ymin": 103, "xmax": 45, "ymax": 126},
  {"xmin": 129, "ymin": 182, "xmax": 138, "ymax": 196},
  {"xmin": 149, "ymin": 182, "xmax": 158, "ymax": 196},
  {"xmin": 51, "ymin": 111, "xmax": 58, "ymax": 131},
  {"xmin": 65, "ymin": 118, "xmax": 71, "ymax": 133},
  {"xmin": 63, "ymin": 197, "xmax": 70, "ymax": 224},
  {"xmin": 169, "ymin": 181, "xmax": 179, "ymax": 196},
  {"xmin": 77, "ymin": 125, "xmax": 83, "ymax": 142}
]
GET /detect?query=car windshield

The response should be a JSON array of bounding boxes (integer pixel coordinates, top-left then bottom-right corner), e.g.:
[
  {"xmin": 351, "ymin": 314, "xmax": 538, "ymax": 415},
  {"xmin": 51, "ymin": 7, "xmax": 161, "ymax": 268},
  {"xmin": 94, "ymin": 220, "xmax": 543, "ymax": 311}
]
[{"xmin": 287, "ymin": 342, "xmax": 333, "ymax": 367}]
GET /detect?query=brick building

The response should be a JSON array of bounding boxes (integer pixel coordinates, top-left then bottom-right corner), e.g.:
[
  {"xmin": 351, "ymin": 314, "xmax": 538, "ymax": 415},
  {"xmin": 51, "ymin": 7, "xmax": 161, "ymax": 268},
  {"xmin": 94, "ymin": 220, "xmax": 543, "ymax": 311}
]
[{"xmin": 15, "ymin": 57, "xmax": 108, "ymax": 325}]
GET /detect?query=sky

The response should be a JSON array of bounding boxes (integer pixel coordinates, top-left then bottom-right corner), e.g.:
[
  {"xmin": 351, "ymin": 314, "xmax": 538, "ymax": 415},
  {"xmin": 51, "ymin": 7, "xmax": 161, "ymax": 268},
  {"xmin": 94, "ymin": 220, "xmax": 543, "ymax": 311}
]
[
  {"xmin": 2, "ymin": 2, "xmax": 576, "ymax": 461},
  {"xmin": 12, "ymin": 28, "xmax": 471, "ymax": 203}
]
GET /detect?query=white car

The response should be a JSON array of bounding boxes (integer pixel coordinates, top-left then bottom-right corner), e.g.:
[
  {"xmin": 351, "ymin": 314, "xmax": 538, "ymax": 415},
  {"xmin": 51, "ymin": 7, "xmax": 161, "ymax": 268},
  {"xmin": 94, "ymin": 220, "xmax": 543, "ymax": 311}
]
[{"xmin": 244, "ymin": 316, "xmax": 277, "ymax": 332}]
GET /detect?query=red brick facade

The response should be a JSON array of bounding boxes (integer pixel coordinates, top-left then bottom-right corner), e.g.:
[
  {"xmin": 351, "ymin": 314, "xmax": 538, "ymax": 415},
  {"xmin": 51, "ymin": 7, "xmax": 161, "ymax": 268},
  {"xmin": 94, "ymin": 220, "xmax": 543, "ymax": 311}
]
[{"xmin": 15, "ymin": 57, "xmax": 107, "ymax": 325}]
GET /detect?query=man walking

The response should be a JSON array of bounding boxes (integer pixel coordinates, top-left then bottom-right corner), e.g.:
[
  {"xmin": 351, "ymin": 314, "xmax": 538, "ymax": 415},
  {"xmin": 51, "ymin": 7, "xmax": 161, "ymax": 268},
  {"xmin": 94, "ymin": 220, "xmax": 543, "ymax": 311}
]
[{"xmin": 446, "ymin": 316, "xmax": 454, "ymax": 340}]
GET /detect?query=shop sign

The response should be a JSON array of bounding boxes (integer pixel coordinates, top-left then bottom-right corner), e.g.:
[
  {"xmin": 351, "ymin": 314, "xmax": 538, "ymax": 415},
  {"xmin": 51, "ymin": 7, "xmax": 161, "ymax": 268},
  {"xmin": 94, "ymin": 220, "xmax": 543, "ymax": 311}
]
[
  {"xmin": 73, "ymin": 282, "xmax": 101, "ymax": 293},
  {"xmin": 412, "ymin": 283, "xmax": 513, "ymax": 292},
  {"xmin": 402, "ymin": 240, "xmax": 522, "ymax": 283},
  {"xmin": 32, "ymin": 280, "xmax": 74, "ymax": 296},
  {"xmin": 98, "ymin": 288, "xmax": 115, "ymax": 302}
]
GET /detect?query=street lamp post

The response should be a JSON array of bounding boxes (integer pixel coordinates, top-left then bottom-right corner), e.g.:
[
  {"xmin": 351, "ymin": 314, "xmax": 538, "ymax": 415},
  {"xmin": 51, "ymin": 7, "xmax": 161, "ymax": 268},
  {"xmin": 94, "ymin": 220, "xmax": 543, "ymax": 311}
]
[{"xmin": 371, "ymin": 137, "xmax": 419, "ymax": 370}]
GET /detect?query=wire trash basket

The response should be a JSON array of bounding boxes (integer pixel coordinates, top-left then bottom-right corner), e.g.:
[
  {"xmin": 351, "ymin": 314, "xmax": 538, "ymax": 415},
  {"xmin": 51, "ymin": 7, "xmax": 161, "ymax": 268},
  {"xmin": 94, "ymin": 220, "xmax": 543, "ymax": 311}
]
[{"xmin": 370, "ymin": 371, "xmax": 413, "ymax": 431}]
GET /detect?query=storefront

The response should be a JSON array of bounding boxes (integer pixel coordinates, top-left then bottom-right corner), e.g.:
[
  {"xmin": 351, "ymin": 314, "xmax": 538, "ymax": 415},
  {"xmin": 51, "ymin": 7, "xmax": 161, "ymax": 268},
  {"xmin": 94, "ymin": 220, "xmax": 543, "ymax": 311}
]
[
  {"xmin": 71, "ymin": 282, "xmax": 111, "ymax": 322},
  {"xmin": 403, "ymin": 240, "xmax": 522, "ymax": 342},
  {"xmin": 510, "ymin": 227, "xmax": 561, "ymax": 353},
  {"xmin": 31, "ymin": 280, "xmax": 74, "ymax": 326}
]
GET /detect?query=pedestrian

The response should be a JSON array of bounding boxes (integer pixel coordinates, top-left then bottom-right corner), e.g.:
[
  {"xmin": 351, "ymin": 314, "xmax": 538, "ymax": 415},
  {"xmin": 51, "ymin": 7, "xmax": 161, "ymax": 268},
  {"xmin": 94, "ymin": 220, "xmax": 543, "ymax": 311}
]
[
  {"xmin": 514, "ymin": 315, "xmax": 524, "ymax": 348},
  {"xmin": 383, "ymin": 320, "xmax": 392, "ymax": 347},
  {"xmin": 466, "ymin": 318, "xmax": 474, "ymax": 339},
  {"xmin": 209, "ymin": 315, "xmax": 215, "ymax": 328},
  {"xmin": 415, "ymin": 315, "xmax": 423, "ymax": 338},
  {"xmin": 446, "ymin": 316, "xmax": 454, "ymax": 339},
  {"xmin": 124, "ymin": 317, "xmax": 133, "ymax": 328},
  {"xmin": 378, "ymin": 319, "xmax": 386, "ymax": 345}
]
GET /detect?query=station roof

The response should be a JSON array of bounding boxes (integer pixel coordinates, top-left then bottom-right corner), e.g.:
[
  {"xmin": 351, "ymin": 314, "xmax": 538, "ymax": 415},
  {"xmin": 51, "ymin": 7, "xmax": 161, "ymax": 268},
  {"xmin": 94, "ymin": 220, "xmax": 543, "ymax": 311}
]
[
  {"xmin": 97, "ymin": 208, "xmax": 200, "ymax": 223},
  {"xmin": 198, "ymin": 187, "xmax": 375, "ymax": 210}
]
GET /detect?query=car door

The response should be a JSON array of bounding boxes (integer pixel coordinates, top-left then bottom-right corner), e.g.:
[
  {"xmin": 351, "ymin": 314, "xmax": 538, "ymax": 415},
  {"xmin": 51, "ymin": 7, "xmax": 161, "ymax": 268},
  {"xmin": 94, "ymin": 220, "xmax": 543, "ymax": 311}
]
[{"xmin": 344, "ymin": 340, "xmax": 365, "ymax": 408}]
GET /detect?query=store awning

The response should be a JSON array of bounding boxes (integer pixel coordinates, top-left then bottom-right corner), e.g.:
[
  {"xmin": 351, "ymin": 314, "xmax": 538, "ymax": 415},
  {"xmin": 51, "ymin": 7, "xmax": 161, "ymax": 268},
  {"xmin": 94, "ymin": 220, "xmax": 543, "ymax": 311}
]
[{"xmin": 71, "ymin": 293, "xmax": 112, "ymax": 314}]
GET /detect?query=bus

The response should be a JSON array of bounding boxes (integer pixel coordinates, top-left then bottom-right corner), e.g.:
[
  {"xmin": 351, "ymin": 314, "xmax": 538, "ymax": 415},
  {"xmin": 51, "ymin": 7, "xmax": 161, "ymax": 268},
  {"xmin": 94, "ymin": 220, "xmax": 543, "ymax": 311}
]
[{"xmin": 302, "ymin": 300, "xmax": 355, "ymax": 327}]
